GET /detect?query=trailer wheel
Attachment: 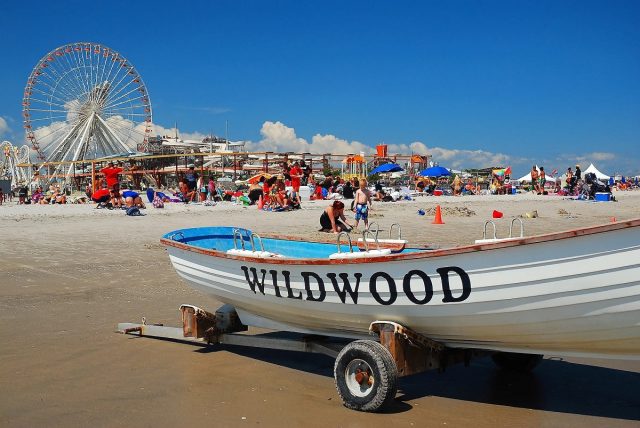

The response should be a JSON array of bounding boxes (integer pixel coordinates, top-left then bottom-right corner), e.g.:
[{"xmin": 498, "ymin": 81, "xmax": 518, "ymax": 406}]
[
  {"xmin": 492, "ymin": 352, "xmax": 543, "ymax": 372},
  {"xmin": 334, "ymin": 340, "xmax": 398, "ymax": 412}
]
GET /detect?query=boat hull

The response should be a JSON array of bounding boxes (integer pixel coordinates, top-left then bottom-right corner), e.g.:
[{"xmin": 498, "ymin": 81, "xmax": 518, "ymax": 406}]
[{"xmin": 163, "ymin": 220, "xmax": 640, "ymax": 360}]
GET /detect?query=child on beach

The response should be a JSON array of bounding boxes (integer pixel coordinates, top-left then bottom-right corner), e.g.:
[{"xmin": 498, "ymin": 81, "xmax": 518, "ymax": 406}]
[{"xmin": 353, "ymin": 179, "xmax": 372, "ymax": 230}]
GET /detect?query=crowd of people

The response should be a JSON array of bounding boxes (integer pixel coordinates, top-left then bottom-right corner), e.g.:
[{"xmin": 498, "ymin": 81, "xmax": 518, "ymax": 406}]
[{"xmin": 4, "ymin": 158, "xmax": 638, "ymax": 224}]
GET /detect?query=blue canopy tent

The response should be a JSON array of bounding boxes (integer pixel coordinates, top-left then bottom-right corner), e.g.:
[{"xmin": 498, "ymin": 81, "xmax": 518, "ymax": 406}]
[
  {"xmin": 418, "ymin": 166, "xmax": 451, "ymax": 177},
  {"xmin": 370, "ymin": 163, "xmax": 403, "ymax": 174}
]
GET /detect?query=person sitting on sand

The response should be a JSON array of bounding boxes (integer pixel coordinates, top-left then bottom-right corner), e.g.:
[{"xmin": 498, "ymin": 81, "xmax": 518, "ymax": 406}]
[
  {"xmin": 373, "ymin": 181, "xmax": 386, "ymax": 201},
  {"xmin": 52, "ymin": 190, "xmax": 67, "ymax": 204},
  {"xmin": 353, "ymin": 179, "xmax": 372, "ymax": 230},
  {"xmin": 342, "ymin": 180, "xmax": 354, "ymax": 199},
  {"xmin": 288, "ymin": 188, "xmax": 301, "ymax": 209},
  {"xmin": 271, "ymin": 176, "xmax": 289, "ymax": 209},
  {"xmin": 178, "ymin": 180, "xmax": 196, "ymax": 203},
  {"xmin": 319, "ymin": 200, "xmax": 353, "ymax": 233},
  {"xmin": 31, "ymin": 186, "xmax": 45, "ymax": 204},
  {"xmin": 248, "ymin": 179, "xmax": 264, "ymax": 205}
]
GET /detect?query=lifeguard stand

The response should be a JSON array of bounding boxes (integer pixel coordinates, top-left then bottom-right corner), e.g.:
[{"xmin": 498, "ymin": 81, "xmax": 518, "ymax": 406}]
[
  {"xmin": 341, "ymin": 154, "xmax": 367, "ymax": 180},
  {"xmin": 408, "ymin": 154, "xmax": 429, "ymax": 178},
  {"xmin": 376, "ymin": 144, "xmax": 388, "ymax": 158}
]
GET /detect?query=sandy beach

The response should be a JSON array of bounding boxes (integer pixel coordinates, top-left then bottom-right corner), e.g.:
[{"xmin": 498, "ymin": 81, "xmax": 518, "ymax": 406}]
[{"xmin": 1, "ymin": 192, "xmax": 639, "ymax": 427}]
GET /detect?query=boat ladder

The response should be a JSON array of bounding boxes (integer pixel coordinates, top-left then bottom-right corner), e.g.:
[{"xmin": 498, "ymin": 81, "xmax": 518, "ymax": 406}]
[
  {"xmin": 228, "ymin": 229, "xmax": 282, "ymax": 258},
  {"xmin": 475, "ymin": 218, "xmax": 526, "ymax": 244}
]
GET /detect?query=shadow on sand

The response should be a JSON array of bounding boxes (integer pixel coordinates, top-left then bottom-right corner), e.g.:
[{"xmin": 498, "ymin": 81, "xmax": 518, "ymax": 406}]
[
  {"xmin": 127, "ymin": 334, "xmax": 639, "ymax": 419},
  {"xmin": 199, "ymin": 341, "xmax": 639, "ymax": 419}
]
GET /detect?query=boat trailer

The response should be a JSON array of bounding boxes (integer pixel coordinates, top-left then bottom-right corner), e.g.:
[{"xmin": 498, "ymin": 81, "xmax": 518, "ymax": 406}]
[{"xmin": 117, "ymin": 304, "xmax": 536, "ymax": 412}]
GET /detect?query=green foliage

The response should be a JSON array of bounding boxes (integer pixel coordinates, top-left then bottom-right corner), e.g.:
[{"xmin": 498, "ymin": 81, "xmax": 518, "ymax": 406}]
[{"xmin": 322, "ymin": 166, "xmax": 341, "ymax": 177}]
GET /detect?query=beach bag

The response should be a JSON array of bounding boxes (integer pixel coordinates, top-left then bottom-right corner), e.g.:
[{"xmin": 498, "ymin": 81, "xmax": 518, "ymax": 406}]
[
  {"xmin": 126, "ymin": 207, "xmax": 144, "ymax": 216},
  {"xmin": 153, "ymin": 195, "xmax": 164, "ymax": 208}
]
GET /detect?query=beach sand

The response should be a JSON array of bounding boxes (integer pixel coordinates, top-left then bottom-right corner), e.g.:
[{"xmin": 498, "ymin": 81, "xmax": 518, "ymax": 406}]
[{"xmin": 1, "ymin": 192, "xmax": 639, "ymax": 427}]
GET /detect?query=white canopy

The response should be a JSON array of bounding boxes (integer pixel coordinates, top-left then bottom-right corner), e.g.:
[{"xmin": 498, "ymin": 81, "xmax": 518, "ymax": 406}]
[
  {"xmin": 583, "ymin": 163, "xmax": 610, "ymax": 180},
  {"xmin": 517, "ymin": 167, "xmax": 557, "ymax": 183}
]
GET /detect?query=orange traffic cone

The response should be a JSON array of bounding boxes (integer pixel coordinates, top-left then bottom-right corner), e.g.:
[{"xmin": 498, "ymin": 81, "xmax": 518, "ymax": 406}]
[{"xmin": 432, "ymin": 205, "xmax": 444, "ymax": 224}]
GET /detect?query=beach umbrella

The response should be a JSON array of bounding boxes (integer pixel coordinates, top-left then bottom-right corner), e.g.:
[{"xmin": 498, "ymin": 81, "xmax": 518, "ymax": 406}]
[
  {"xmin": 418, "ymin": 166, "xmax": 451, "ymax": 177},
  {"xmin": 246, "ymin": 173, "xmax": 272, "ymax": 184},
  {"xmin": 370, "ymin": 163, "xmax": 403, "ymax": 174}
]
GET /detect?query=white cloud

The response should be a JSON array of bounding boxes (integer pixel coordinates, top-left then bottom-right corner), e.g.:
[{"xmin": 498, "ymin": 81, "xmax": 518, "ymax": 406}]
[
  {"xmin": 0, "ymin": 116, "xmax": 10, "ymax": 136},
  {"xmin": 240, "ymin": 121, "xmax": 516, "ymax": 170},
  {"xmin": 581, "ymin": 152, "xmax": 616, "ymax": 162},
  {"xmin": 244, "ymin": 121, "xmax": 372, "ymax": 154},
  {"xmin": 387, "ymin": 141, "xmax": 512, "ymax": 169}
]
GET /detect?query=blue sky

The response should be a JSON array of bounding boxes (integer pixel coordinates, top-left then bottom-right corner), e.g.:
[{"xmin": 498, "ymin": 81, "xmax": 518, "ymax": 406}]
[{"xmin": 1, "ymin": 0, "xmax": 638, "ymax": 176}]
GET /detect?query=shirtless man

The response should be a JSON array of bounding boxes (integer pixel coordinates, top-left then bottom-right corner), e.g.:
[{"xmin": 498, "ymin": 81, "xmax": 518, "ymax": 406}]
[{"xmin": 353, "ymin": 179, "xmax": 372, "ymax": 230}]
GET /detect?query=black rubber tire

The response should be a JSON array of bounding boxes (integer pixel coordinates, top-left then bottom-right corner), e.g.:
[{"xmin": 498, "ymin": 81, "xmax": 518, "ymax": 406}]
[
  {"xmin": 334, "ymin": 340, "xmax": 398, "ymax": 412},
  {"xmin": 492, "ymin": 352, "xmax": 543, "ymax": 372}
]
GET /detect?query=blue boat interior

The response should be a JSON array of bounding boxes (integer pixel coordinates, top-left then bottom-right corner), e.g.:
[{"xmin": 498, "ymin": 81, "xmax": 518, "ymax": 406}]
[{"xmin": 163, "ymin": 226, "xmax": 422, "ymax": 259}]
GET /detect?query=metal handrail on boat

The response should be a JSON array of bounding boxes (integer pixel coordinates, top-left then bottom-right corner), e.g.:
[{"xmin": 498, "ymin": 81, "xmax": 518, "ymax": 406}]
[
  {"xmin": 250, "ymin": 233, "xmax": 265, "ymax": 253},
  {"xmin": 367, "ymin": 222, "xmax": 380, "ymax": 240},
  {"xmin": 361, "ymin": 230, "xmax": 381, "ymax": 252},
  {"xmin": 509, "ymin": 217, "xmax": 525, "ymax": 238},
  {"xmin": 336, "ymin": 231, "xmax": 354, "ymax": 254},
  {"xmin": 389, "ymin": 223, "xmax": 402, "ymax": 240},
  {"xmin": 232, "ymin": 228, "xmax": 246, "ymax": 251},
  {"xmin": 482, "ymin": 220, "xmax": 498, "ymax": 240}
]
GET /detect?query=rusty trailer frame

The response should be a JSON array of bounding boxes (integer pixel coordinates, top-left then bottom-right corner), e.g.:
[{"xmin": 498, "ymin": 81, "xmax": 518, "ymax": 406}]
[{"xmin": 117, "ymin": 304, "xmax": 492, "ymax": 412}]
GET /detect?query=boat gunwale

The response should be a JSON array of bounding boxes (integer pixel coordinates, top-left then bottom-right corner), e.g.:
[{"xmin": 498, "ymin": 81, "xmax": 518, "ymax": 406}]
[{"xmin": 160, "ymin": 218, "xmax": 640, "ymax": 265}]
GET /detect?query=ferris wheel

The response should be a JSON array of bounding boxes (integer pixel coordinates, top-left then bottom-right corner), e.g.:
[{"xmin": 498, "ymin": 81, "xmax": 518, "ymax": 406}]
[
  {"xmin": 22, "ymin": 42, "xmax": 152, "ymax": 176},
  {"xmin": 1, "ymin": 141, "xmax": 31, "ymax": 187}
]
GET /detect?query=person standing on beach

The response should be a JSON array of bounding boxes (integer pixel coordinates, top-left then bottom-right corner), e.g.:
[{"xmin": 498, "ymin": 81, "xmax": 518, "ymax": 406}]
[
  {"xmin": 575, "ymin": 164, "xmax": 582, "ymax": 181},
  {"xmin": 538, "ymin": 166, "xmax": 546, "ymax": 195},
  {"xmin": 290, "ymin": 161, "xmax": 303, "ymax": 194},
  {"xmin": 102, "ymin": 161, "xmax": 123, "ymax": 191},
  {"xmin": 566, "ymin": 167, "xmax": 574, "ymax": 191},
  {"xmin": 207, "ymin": 177, "xmax": 216, "ymax": 201},
  {"xmin": 353, "ymin": 179, "xmax": 372, "ymax": 230},
  {"xmin": 530, "ymin": 166, "xmax": 539, "ymax": 193}
]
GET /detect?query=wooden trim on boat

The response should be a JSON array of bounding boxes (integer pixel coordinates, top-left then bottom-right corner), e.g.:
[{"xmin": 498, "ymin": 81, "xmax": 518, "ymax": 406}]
[{"xmin": 160, "ymin": 218, "xmax": 640, "ymax": 266}]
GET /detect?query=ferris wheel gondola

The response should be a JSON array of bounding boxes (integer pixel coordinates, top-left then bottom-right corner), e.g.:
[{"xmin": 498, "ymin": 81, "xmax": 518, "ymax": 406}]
[{"xmin": 22, "ymin": 42, "xmax": 152, "ymax": 181}]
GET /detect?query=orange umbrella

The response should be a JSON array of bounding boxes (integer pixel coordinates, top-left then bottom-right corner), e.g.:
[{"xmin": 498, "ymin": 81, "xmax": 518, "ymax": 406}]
[{"xmin": 247, "ymin": 173, "xmax": 271, "ymax": 184}]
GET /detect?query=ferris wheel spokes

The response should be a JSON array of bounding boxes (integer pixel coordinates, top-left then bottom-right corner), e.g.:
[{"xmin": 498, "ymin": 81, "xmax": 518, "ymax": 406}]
[{"xmin": 23, "ymin": 42, "xmax": 152, "ymax": 171}]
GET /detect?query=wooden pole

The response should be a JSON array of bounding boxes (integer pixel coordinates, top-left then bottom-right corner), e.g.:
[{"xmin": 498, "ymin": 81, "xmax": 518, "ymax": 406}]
[{"xmin": 91, "ymin": 161, "xmax": 96, "ymax": 193}]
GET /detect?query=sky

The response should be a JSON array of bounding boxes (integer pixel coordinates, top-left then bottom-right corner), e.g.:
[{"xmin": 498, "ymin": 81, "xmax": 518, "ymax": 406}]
[{"xmin": 1, "ymin": 0, "xmax": 639, "ymax": 177}]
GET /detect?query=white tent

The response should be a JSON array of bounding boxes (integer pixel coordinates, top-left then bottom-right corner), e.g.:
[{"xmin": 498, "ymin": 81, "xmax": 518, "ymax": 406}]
[
  {"xmin": 583, "ymin": 163, "xmax": 610, "ymax": 180},
  {"xmin": 517, "ymin": 167, "xmax": 557, "ymax": 183}
]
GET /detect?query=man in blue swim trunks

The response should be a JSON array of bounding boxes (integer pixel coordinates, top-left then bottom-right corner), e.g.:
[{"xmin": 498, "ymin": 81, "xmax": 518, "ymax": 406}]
[{"xmin": 353, "ymin": 178, "xmax": 372, "ymax": 230}]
